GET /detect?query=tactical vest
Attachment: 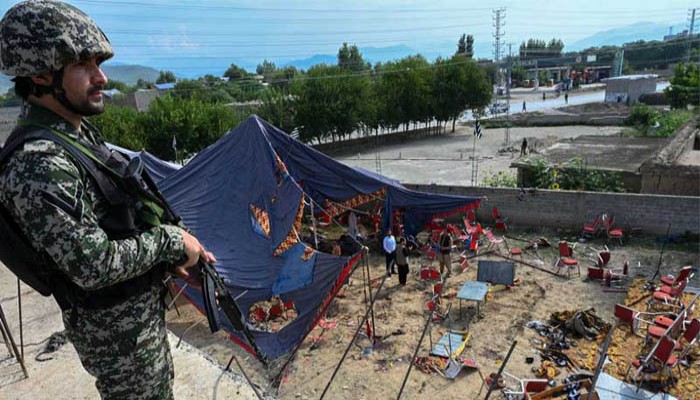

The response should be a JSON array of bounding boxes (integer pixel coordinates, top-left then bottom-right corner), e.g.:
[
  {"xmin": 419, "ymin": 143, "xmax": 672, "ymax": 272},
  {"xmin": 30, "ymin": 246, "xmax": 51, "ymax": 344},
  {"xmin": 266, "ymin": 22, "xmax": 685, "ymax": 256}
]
[{"xmin": 0, "ymin": 121, "xmax": 179, "ymax": 311}]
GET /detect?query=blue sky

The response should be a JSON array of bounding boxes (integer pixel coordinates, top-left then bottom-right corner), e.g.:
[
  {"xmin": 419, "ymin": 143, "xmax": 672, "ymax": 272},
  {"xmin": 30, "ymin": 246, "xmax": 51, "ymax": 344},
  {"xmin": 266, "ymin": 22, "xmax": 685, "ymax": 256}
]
[{"xmin": 1, "ymin": 0, "xmax": 697, "ymax": 75}]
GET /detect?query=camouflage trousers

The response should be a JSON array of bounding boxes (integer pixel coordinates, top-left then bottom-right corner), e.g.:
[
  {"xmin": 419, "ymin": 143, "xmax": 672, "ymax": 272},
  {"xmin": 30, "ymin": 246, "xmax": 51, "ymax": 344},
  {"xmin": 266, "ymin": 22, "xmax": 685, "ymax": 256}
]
[{"xmin": 63, "ymin": 286, "xmax": 174, "ymax": 400}]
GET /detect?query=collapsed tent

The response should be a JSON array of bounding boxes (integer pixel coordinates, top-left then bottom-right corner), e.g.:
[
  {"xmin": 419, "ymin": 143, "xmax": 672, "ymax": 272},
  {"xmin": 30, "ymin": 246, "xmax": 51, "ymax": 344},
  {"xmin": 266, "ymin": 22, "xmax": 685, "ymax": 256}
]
[{"xmin": 124, "ymin": 115, "xmax": 479, "ymax": 362}]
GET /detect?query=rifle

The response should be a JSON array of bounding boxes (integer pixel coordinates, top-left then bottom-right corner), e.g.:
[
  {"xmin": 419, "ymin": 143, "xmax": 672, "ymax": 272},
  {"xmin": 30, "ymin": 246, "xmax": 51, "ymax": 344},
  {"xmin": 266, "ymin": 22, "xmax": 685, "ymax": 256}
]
[{"xmin": 200, "ymin": 260, "xmax": 268, "ymax": 368}]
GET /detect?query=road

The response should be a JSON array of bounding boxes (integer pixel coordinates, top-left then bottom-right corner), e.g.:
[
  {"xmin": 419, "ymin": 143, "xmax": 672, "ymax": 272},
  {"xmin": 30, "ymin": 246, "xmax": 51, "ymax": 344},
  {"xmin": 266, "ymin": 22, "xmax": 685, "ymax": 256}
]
[{"xmin": 461, "ymin": 81, "xmax": 670, "ymax": 122}]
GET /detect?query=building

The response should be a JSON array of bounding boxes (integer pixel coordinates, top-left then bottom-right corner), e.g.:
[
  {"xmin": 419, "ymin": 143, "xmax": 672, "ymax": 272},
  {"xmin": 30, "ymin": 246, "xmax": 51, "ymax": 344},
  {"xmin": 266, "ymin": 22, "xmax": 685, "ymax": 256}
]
[{"xmin": 602, "ymin": 74, "xmax": 658, "ymax": 104}]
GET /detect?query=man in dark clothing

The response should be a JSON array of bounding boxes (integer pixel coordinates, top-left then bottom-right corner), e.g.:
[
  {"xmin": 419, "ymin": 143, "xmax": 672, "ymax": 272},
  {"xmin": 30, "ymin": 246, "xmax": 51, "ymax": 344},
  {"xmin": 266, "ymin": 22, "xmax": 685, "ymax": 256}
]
[
  {"xmin": 438, "ymin": 229, "xmax": 453, "ymax": 277},
  {"xmin": 521, "ymin": 137, "xmax": 528, "ymax": 156},
  {"xmin": 395, "ymin": 237, "xmax": 409, "ymax": 285}
]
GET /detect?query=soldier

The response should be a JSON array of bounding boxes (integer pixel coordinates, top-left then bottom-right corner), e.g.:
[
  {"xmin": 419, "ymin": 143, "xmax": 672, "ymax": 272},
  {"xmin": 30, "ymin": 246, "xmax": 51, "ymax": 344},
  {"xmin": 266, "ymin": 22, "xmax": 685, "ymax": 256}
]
[{"xmin": 0, "ymin": 1, "xmax": 214, "ymax": 398}]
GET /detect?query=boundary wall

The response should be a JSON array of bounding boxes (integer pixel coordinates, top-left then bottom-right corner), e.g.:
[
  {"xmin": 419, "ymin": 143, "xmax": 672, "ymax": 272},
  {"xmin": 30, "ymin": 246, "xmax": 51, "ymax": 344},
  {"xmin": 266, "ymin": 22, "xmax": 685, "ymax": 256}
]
[{"xmin": 404, "ymin": 185, "xmax": 700, "ymax": 236}]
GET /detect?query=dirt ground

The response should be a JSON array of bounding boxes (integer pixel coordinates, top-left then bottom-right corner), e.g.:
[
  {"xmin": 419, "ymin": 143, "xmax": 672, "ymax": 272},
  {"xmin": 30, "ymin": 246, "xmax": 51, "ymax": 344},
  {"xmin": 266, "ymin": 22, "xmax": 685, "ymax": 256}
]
[
  {"xmin": 167, "ymin": 229, "xmax": 699, "ymax": 400},
  {"xmin": 336, "ymin": 123, "xmax": 626, "ymax": 187}
]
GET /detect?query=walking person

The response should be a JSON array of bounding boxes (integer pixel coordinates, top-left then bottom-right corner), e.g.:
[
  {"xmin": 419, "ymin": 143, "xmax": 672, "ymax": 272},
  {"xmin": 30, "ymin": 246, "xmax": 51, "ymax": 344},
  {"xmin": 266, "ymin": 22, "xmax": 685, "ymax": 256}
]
[
  {"xmin": 522, "ymin": 100, "xmax": 526, "ymax": 112},
  {"xmin": 395, "ymin": 237, "xmax": 410, "ymax": 286},
  {"xmin": 0, "ymin": 2, "xmax": 215, "ymax": 398},
  {"xmin": 383, "ymin": 229, "xmax": 397, "ymax": 278},
  {"xmin": 564, "ymin": 92, "xmax": 569, "ymax": 104},
  {"xmin": 520, "ymin": 137, "xmax": 528, "ymax": 156},
  {"xmin": 438, "ymin": 229, "xmax": 453, "ymax": 277},
  {"xmin": 542, "ymin": 92, "xmax": 546, "ymax": 101}
]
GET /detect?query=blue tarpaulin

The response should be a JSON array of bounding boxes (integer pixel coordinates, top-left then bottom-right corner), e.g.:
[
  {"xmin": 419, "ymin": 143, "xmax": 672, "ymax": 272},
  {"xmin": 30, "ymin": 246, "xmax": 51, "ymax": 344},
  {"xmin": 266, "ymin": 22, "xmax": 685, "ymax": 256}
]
[{"xmin": 116, "ymin": 115, "xmax": 479, "ymax": 361}]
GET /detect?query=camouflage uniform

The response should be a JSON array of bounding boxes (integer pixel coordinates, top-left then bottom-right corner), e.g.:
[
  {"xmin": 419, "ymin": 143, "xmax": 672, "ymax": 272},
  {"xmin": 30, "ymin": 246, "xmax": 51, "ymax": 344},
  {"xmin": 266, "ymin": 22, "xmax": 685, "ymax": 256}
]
[
  {"xmin": 0, "ymin": 103, "xmax": 186, "ymax": 399},
  {"xmin": 0, "ymin": 101, "xmax": 186, "ymax": 398}
]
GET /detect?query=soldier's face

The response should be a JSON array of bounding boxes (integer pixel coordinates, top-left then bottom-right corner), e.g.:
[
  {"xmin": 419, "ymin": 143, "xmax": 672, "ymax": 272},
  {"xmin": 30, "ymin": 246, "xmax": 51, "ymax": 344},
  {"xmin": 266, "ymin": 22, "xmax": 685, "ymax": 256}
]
[{"xmin": 61, "ymin": 57, "xmax": 109, "ymax": 116}]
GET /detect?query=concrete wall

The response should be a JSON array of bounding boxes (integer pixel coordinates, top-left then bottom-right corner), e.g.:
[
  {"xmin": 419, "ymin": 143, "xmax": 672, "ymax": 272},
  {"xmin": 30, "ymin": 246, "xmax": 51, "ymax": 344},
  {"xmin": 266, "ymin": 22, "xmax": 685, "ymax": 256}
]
[
  {"xmin": 604, "ymin": 77, "xmax": 656, "ymax": 104},
  {"xmin": 640, "ymin": 119, "xmax": 700, "ymax": 196},
  {"xmin": 404, "ymin": 184, "xmax": 700, "ymax": 236}
]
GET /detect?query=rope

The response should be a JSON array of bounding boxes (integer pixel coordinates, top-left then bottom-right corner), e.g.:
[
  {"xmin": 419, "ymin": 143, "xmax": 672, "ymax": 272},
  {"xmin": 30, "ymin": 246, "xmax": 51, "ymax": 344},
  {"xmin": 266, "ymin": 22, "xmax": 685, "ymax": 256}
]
[{"xmin": 320, "ymin": 274, "xmax": 388, "ymax": 399}]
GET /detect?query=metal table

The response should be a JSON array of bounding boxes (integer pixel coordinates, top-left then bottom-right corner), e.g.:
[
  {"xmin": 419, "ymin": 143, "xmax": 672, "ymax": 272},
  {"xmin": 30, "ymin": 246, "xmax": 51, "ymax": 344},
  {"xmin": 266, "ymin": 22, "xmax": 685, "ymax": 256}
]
[{"xmin": 457, "ymin": 280, "xmax": 489, "ymax": 320}]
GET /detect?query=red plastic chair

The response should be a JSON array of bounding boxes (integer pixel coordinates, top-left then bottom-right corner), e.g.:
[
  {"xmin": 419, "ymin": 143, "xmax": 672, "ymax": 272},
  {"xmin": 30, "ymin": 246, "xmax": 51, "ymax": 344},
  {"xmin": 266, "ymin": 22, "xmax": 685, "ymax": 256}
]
[
  {"xmin": 648, "ymin": 279, "xmax": 688, "ymax": 311},
  {"xmin": 555, "ymin": 241, "xmax": 580, "ymax": 278},
  {"xmin": 581, "ymin": 213, "xmax": 605, "ymax": 238},
  {"xmin": 603, "ymin": 215, "xmax": 624, "ymax": 245},
  {"xmin": 627, "ymin": 336, "xmax": 677, "ymax": 391},
  {"xmin": 492, "ymin": 207, "xmax": 507, "ymax": 232},
  {"xmin": 660, "ymin": 266, "xmax": 693, "ymax": 287}
]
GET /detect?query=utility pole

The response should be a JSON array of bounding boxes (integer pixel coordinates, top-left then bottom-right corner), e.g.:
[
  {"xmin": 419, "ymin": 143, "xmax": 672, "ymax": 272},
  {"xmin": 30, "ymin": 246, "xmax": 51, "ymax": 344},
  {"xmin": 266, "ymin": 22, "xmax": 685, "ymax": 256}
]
[
  {"xmin": 505, "ymin": 43, "xmax": 513, "ymax": 146},
  {"xmin": 686, "ymin": 8, "xmax": 698, "ymax": 62},
  {"xmin": 492, "ymin": 7, "xmax": 506, "ymax": 106}
]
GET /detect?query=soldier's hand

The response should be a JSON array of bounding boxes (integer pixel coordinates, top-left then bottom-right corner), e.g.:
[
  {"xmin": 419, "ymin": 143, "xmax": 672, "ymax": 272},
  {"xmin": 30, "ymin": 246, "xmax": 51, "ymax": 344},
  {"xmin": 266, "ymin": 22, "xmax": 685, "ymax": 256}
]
[{"xmin": 174, "ymin": 230, "xmax": 217, "ymax": 287}]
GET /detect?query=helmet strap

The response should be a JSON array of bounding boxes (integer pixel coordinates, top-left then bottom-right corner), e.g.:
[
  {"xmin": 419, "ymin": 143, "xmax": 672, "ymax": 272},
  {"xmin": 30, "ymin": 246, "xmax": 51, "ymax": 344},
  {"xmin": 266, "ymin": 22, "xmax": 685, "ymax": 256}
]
[{"xmin": 50, "ymin": 69, "xmax": 84, "ymax": 116}]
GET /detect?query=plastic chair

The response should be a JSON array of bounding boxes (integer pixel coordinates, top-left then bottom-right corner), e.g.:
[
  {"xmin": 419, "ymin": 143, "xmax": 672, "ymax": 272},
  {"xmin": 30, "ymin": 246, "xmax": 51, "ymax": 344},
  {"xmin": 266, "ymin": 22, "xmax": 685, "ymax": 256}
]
[
  {"xmin": 581, "ymin": 213, "xmax": 606, "ymax": 238},
  {"xmin": 492, "ymin": 207, "xmax": 507, "ymax": 232},
  {"xmin": 645, "ymin": 310, "xmax": 686, "ymax": 346},
  {"xmin": 648, "ymin": 279, "xmax": 688, "ymax": 311},
  {"xmin": 603, "ymin": 215, "xmax": 624, "ymax": 245},
  {"xmin": 627, "ymin": 336, "xmax": 677, "ymax": 391},
  {"xmin": 555, "ymin": 241, "xmax": 580, "ymax": 278},
  {"xmin": 615, "ymin": 304, "xmax": 643, "ymax": 336},
  {"xmin": 660, "ymin": 266, "xmax": 693, "ymax": 287}
]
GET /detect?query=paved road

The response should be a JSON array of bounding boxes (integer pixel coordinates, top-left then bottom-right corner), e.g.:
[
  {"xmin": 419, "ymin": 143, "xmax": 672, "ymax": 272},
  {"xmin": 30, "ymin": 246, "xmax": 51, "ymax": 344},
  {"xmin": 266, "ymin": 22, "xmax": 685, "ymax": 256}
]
[{"xmin": 461, "ymin": 81, "xmax": 670, "ymax": 122}]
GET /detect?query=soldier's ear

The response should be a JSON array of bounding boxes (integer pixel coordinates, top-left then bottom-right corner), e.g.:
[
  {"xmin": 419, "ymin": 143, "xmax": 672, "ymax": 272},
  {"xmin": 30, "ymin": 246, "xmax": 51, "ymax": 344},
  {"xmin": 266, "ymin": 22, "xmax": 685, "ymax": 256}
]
[{"xmin": 30, "ymin": 73, "xmax": 53, "ymax": 86}]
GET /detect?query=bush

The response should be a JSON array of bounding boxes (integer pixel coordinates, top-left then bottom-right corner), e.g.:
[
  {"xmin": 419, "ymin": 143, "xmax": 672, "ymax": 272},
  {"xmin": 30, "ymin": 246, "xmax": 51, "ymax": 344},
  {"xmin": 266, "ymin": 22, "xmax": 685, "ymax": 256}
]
[
  {"xmin": 625, "ymin": 104, "xmax": 658, "ymax": 127},
  {"xmin": 524, "ymin": 157, "xmax": 625, "ymax": 193},
  {"xmin": 482, "ymin": 170, "xmax": 517, "ymax": 188}
]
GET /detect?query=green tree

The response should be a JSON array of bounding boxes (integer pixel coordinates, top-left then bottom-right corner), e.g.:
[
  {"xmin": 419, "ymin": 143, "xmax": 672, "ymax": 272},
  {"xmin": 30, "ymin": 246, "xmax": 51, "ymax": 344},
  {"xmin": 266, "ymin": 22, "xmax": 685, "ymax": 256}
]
[
  {"xmin": 256, "ymin": 59, "xmax": 277, "ymax": 77},
  {"xmin": 337, "ymin": 43, "xmax": 370, "ymax": 72},
  {"xmin": 456, "ymin": 34, "xmax": 474, "ymax": 59},
  {"xmin": 665, "ymin": 62, "xmax": 700, "ymax": 109},
  {"xmin": 432, "ymin": 56, "xmax": 490, "ymax": 132},
  {"xmin": 90, "ymin": 106, "xmax": 146, "ymax": 151},
  {"xmin": 156, "ymin": 70, "xmax": 176, "ymax": 84},
  {"xmin": 257, "ymin": 87, "xmax": 295, "ymax": 133},
  {"xmin": 292, "ymin": 64, "xmax": 371, "ymax": 143},
  {"xmin": 223, "ymin": 63, "xmax": 249, "ymax": 81},
  {"xmin": 141, "ymin": 95, "xmax": 240, "ymax": 160}
]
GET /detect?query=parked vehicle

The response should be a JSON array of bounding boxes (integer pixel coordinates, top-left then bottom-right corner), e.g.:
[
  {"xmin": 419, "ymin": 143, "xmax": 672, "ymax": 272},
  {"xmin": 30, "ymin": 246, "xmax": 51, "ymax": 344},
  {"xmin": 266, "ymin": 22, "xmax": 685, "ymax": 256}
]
[{"xmin": 489, "ymin": 102, "xmax": 509, "ymax": 115}]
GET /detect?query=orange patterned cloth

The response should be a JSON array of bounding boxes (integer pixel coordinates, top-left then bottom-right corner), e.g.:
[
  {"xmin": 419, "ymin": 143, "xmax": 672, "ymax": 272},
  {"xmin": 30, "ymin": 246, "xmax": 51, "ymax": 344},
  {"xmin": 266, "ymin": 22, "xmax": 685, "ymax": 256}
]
[
  {"xmin": 322, "ymin": 188, "xmax": 386, "ymax": 218},
  {"xmin": 249, "ymin": 203, "xmax": 271, "ymax": 237},
  {"xmin": 273, "ymin": 197, "xmax": 305, "ymax": 256}
]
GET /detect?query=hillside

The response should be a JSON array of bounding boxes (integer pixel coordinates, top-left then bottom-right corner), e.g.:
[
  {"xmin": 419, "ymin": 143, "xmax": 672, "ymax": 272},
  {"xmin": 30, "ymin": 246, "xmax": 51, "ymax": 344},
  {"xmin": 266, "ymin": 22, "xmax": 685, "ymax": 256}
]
[{"xmin": 101, "ymin": 63, "xmax": 160, "ymax": 85}]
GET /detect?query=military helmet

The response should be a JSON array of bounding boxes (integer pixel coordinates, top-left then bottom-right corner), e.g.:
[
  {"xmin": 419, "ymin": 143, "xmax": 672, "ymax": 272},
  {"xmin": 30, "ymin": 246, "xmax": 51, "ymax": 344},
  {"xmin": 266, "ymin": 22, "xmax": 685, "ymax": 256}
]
[{"xmin": 0, "ymin": 0, "xmax": 114, "ymax": 77}]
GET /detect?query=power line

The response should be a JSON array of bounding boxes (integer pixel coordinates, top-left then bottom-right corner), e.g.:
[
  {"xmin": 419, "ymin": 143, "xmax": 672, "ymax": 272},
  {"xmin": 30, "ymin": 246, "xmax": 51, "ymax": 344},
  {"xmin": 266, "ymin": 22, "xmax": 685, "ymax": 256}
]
[{"xmin": 69, "ymin": 0, "xmax": 689, "ymax": 16}]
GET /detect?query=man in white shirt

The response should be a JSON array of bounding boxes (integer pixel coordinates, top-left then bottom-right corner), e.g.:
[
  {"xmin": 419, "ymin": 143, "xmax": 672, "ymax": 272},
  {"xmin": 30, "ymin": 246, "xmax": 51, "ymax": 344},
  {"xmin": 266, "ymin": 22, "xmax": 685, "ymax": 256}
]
[{"xmin": 382, "ymin": 229, "xmax": 397, "ymax": 278}]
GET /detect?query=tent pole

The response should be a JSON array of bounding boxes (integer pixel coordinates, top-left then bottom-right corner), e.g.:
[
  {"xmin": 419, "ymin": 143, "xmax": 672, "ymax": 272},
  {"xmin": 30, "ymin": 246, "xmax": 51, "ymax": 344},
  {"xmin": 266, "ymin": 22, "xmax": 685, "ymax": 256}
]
[
  {"xmin": 320, "ymin": 275, "xmax": 388, "ymax": 399},
  {"xmin": 364, "ymin": 252, "xmax": 376, "ymax": 339},
  {"xmin": 362, "ymin": 253, "xmax": 369, "ymax": 307},
  {"xmin": 484, "ymin": 340, "xmax": 517, "ymax": 400},
  {"xmin": 226, "ymin": 353, "xmax": 264, "ymax": 400},
  {"xmin": 309, "ymin": 196, "xmax": 318, "ymax": 249}
]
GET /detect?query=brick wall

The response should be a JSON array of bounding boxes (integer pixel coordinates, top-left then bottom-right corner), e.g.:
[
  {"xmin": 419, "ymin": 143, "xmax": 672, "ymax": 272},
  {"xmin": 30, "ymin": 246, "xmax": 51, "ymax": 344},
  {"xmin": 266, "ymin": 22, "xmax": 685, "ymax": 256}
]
[{"xmin": 405, "ymin": 184, "xmax": 700, "ymax": 236}]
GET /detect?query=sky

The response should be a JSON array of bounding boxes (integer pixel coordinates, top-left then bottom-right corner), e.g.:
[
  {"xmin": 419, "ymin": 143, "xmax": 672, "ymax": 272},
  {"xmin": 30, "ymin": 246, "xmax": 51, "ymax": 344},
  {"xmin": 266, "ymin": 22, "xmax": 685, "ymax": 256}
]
[{"xmin": 0, "ymin": 0, "xmax": 698, "ymax": 75}]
